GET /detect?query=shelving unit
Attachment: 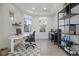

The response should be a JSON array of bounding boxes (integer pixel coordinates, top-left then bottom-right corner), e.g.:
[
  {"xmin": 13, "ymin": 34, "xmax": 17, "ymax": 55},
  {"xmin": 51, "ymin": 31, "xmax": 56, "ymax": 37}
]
[{"xmin": 58, "ymin": 3, "xmax": 79, "ymax": 56}]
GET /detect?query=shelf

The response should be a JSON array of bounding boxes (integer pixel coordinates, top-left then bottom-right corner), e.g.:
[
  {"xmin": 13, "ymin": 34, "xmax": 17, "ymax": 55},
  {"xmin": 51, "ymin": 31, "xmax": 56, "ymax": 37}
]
[
  {"xmin": 61, "ymin": 39, "xmax": 79, "ymax": 45},
  {"xmin": 59, "ymin": 13, "xmax": 79, "ymax": 20},
  {"xmin": 60, "ymin": 45, "xmax": 79, "ymax": 55},
  {"xmin": 72, "ymin": 42, "xmax": 79, "ymax": 45},
  {"xmin": 62, "ymin": 33, "xmax": 79, "ymax": 35},
  {"xmin": 59, "ymin": 46, "xmax": 71, "ymax": 55},
  {"xmin": 59, "ymin": 3, "xmax": 79, "ymax": 13},
  {"xmin": 12, "ymin": 22, "xmax": 22, "ymax": 27},
  {"xmin": 59, "ymin": 24, "xmax": 79, "ymax": 27},
  {"xmin": 59, "ymin": 24, "xmax": 69, "ymax": 27},
  {"xmin": 12, "ymin": 24, "xmax": 22, "ymax": 27},
  {"xmin": 64, "ymin": 47, "xmax": 79, "ymax": 55}
]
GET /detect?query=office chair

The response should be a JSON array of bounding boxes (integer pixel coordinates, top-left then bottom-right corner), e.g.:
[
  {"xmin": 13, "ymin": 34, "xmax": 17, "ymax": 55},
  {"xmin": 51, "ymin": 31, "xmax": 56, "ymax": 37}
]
[
  {"xmin": 54, "ymin": 29, "xmax": 61, "ymax": 45},
  {"xmin": 25, "ymin": 31, "xmax": 36, "ymax": 49}
]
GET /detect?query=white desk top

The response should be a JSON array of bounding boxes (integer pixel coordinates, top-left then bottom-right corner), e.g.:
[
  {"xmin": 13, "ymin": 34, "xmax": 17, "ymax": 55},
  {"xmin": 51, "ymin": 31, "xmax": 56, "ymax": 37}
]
[{"xmin": 8, "ymin": 32, "xmax": 31, "ymax": 40}]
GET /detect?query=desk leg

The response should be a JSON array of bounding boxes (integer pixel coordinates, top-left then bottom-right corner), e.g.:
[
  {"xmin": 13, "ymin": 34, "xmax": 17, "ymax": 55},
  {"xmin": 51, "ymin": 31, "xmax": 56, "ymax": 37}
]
[{"xmin": 11, "ymin": 39, "xmax": 14, "ymax": 53}]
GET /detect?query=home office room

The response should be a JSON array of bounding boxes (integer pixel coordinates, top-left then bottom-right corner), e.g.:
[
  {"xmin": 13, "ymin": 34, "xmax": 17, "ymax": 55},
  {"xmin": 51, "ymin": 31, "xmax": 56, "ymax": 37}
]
[{"xmin": 0, "ymin": 0, "xmax": 79, "ymax": 57}]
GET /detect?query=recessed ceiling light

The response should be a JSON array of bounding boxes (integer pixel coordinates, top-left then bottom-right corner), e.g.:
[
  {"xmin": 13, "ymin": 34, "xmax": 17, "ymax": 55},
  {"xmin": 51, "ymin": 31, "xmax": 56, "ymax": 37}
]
[
  {"xmin": 43, "ymin": 8, "xmax": 47, "ymax": 10},
  {"xmin": 32, "ymin": 7, "xmax": 35, "ymax": 10}
]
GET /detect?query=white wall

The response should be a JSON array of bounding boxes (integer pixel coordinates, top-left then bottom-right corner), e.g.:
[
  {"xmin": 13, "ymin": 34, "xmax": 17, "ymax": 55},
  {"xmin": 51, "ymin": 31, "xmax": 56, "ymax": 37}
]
[
  {"xmin": 31, "ymin": 16, "xmax": 55, "ymax": 32},
  {"xmin": 0, "ymin": 4, "xmax": 11, "ymax": 49},
  {"xmin": 31, "ymin": 15, "xmax": 55, "ymax": 39},
  {"xmin": 9, "ymin": 4, "xmax": 24, "ymax": 34},
  {"xmin": 0, "ymin": 4, "xmax": 24, "ymax": 49},
  {"xmin": 52, "ymin": 4, "xmax": 64, "ymax": 29}
]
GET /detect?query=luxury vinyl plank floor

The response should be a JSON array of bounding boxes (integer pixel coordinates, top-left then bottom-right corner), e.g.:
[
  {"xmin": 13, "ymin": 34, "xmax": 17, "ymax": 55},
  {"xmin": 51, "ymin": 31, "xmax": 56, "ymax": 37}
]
[{"xmin": 36, "ymin": 39, "xmax": 67, "ymax": 56}]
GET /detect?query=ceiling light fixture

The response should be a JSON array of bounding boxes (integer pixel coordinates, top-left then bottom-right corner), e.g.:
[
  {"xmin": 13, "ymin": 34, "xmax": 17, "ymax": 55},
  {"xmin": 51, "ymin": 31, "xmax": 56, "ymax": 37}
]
[
  {"xmin": 26, "ymin": 10, "xmax": 34, "ymax": 13},
  {"xmin": 43, "ymin": 8, "xmax": 47, "ymax": 10},
  {"xmin": 32, "ymin": 7, "xmax": 35, "ymax": 10}
]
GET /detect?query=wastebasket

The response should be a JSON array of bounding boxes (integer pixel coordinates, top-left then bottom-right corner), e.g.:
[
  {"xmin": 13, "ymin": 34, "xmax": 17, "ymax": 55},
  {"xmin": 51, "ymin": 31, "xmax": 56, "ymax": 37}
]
[{"xmin": 0, "ymin": 48, "xmax": 8, "ymax": 56}]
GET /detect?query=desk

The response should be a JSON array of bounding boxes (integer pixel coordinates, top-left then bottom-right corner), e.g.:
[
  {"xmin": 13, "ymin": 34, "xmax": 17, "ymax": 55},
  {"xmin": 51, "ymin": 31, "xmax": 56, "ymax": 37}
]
[{"xmin": 8, "ymin": 33, "xmax": 31, "ymax": 53}]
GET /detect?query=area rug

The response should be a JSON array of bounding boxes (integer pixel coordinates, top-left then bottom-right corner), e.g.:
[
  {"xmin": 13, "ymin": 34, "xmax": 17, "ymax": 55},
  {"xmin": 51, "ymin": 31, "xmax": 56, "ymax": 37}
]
[{"xmin": 8, "ymin": 42, "xmax": 40, "ymax": 56}]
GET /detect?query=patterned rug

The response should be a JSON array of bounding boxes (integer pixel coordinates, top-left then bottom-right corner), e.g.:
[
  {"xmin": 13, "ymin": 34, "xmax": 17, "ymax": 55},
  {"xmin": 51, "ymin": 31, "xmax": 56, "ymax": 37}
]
[{"xmin": 8, "ymin": 42, "xmax": 40, "ymax": 56}]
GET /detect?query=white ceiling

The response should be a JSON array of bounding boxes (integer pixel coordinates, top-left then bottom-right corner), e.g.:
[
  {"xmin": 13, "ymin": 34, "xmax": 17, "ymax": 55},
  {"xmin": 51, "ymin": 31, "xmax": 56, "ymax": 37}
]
[{"xmin": 12, "ymin": 3, "xmax": 63, "ymax": 16}]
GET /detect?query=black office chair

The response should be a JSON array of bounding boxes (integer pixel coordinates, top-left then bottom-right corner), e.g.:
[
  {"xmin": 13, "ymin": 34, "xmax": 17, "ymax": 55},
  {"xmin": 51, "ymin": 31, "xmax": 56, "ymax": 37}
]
[{"xmin": 25, "ymin": 31, "xmax": 36, "ymax": 49}]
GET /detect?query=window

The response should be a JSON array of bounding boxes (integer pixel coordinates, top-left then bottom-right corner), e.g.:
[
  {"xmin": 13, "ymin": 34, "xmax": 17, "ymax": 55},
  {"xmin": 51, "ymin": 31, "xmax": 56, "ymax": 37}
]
[{"xmin": 24, "ymin": 17, "xmax": 32, "ymax": 32}]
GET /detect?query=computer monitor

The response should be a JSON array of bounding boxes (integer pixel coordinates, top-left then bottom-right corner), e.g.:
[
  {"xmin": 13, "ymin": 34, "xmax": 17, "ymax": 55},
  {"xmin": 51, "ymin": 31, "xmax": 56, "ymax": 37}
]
[{"xmin": 16, "ymin": 28, "xmax": 22, "ymax": 35}]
